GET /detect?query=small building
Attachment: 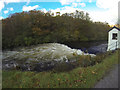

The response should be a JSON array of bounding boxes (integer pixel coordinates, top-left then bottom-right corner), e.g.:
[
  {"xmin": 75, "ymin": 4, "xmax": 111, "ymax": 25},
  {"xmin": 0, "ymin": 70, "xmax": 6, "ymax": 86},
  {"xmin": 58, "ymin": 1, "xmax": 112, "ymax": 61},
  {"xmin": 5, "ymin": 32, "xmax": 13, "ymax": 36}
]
[{"xmin": 107, "ymin": 26, "xmax": 120, "ymax": 51}]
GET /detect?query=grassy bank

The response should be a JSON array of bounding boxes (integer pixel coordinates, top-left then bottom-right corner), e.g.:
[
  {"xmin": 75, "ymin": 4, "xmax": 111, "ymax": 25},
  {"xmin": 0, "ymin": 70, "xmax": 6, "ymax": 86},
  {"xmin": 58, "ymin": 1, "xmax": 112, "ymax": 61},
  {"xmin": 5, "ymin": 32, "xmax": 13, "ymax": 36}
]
[{"xmin": 2, "ymin": 50, "xmax": 119, "ymax": 88}]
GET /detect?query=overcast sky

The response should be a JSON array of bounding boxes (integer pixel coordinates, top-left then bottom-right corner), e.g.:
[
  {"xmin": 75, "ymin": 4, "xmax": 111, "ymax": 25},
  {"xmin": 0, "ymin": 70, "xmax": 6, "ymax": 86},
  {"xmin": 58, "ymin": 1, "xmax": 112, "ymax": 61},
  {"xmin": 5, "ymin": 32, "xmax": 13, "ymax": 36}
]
[{"xmin": 0, "ymin": 0, "xmax": 120, "ymax": 25}]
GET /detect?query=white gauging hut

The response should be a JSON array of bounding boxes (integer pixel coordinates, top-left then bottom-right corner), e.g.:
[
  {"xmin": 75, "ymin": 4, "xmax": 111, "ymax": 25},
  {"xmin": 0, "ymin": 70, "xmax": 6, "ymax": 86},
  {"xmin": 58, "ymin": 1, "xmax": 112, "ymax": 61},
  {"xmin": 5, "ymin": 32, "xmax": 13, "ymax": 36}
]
[{"xmin": 107, "ymin": 26, "xmax": 120, "ymax": 51}]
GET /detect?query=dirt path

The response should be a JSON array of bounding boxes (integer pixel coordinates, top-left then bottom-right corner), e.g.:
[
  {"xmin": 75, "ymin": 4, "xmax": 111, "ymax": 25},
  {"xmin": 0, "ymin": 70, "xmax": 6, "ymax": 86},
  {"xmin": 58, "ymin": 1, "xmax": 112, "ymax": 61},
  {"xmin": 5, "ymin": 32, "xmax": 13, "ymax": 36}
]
[{"xmin": 94, "ymin": 64, "xmax": 119, "ymax": 88}]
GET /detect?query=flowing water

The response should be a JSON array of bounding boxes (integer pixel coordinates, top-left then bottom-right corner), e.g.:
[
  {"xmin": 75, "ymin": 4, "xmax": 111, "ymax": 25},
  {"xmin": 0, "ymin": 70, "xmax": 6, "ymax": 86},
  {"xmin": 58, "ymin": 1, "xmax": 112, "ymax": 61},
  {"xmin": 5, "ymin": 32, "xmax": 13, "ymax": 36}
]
[
  {"xmin": 2, "ymin": 41, "xmax": 108, "ymax": 72},
  {"xmin": 2, "ymin": 43, "xmax": 95, "ymax": 71},
  {"xmin": 64, "ymin": 41, "xmax": 108, "ymax": 54}
]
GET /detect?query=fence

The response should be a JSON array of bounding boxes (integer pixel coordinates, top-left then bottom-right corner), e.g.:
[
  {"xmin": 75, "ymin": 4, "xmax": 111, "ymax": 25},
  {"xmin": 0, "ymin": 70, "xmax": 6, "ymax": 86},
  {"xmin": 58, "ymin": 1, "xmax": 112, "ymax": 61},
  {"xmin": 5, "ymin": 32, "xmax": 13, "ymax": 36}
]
[
  {"xmin": 99, "ymin": 41, "xmax": 120, "ymax": 53},
  {"xmin": 108, "ymin": 41, "xmax": 120, "ymax": 51}
]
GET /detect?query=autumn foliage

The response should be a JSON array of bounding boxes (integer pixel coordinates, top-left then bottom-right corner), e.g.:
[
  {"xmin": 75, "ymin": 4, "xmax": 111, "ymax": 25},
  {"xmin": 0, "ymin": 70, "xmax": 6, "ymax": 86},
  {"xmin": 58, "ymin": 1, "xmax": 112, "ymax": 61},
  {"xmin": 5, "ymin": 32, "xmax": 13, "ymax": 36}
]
[{"xmin": 2, "ymin": 10, "xmax": 110, "ymax": 49}]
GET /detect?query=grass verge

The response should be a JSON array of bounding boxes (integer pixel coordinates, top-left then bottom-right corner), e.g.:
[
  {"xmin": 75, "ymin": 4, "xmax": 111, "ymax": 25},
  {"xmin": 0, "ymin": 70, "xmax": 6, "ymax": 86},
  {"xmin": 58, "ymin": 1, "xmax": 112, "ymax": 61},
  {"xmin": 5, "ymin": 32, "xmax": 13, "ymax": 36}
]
[{"xmin": 2, "ymin": 50, "xmax": 119, "ymax": 88}]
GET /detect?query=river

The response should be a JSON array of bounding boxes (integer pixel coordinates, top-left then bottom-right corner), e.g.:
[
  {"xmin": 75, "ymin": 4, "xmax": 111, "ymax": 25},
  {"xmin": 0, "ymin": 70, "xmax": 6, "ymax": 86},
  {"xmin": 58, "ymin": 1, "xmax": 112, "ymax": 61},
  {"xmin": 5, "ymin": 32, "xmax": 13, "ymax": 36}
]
[
  {"xmin": 2, "ymin": 41, "xmax": 108, "ymax": 72},
  {"xmin": 63, "ymin": 40, "xmax": 108, "ymax": 54}
]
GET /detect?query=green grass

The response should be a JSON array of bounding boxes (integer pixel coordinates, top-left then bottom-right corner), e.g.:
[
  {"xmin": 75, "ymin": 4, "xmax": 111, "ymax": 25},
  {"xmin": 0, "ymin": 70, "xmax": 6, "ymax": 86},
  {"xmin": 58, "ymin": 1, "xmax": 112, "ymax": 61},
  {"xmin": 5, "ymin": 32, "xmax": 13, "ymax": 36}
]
[{"xmin": 2, "ymin": 50, "xmax": 119, "ymax": 88}]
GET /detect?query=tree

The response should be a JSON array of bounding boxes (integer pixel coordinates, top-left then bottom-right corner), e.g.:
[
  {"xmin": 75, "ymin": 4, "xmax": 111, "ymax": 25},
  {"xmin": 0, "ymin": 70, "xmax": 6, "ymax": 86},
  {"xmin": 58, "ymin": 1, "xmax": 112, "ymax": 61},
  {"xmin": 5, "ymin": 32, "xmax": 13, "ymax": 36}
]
[
  {"xmin": 2, "ymin": 9, "xmax": 110, "ymax": 49},
  {"xmin": 85, "ymin": 12, "xmax": 90, "ymax": 21},
  {"xmin": 56, "ymin": 12, "xmax": 60, "ymax": 16}
]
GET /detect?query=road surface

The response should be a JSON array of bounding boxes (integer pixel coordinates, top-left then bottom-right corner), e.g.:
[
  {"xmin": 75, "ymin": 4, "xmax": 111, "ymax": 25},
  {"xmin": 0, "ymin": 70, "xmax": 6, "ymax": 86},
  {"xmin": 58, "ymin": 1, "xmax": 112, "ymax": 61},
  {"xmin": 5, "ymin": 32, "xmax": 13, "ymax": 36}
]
[{"xmin": 94, "ymin": 64, "xmax": 119, "ymax": 88}]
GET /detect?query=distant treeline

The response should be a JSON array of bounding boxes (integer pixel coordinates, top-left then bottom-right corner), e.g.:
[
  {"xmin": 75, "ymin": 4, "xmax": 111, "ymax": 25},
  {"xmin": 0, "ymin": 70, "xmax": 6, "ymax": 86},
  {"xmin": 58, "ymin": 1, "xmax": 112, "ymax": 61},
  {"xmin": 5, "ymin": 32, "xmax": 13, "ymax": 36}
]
[{"xmin": 2, "ymin": 10, "xmax": 110, "ymax": 49}]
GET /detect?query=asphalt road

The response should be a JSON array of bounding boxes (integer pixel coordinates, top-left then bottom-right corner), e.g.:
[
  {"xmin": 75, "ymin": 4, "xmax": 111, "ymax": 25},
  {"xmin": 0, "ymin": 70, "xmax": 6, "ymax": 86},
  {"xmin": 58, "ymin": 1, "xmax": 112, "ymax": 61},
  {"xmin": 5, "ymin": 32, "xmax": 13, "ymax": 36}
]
[{"xmin": 94, "ymin": 64, "xmax": 119, "ymax": 88}]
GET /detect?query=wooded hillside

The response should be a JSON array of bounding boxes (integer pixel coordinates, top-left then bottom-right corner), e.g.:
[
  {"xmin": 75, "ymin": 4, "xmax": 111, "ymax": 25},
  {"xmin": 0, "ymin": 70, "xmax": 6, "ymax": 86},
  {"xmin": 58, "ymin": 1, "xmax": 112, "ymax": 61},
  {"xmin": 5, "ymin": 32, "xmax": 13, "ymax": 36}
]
[{"xmin": 2, "ymin": 10, "xmax": 110, "ymax": 49}]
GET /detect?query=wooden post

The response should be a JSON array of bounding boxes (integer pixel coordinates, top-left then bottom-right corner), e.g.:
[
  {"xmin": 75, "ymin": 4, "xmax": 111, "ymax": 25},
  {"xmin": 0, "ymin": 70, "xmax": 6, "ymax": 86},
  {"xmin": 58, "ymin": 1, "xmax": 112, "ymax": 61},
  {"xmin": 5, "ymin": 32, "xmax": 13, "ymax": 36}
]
[
  {"xmin": 101, "ymin": 47, "xmax": 102, "ymax": 53},
  {"xmin": 116, "ymin": 41, "xmax": 117, "ymax": 49}
]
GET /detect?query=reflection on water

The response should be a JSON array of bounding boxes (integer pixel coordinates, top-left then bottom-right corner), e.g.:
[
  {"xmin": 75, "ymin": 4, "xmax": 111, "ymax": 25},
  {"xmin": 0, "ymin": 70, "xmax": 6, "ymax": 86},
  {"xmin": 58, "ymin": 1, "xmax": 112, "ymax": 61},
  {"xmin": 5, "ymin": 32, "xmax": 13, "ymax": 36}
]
[{"xmin": 64, "ymin": 41, "xmax": 107, "ymax": 54}]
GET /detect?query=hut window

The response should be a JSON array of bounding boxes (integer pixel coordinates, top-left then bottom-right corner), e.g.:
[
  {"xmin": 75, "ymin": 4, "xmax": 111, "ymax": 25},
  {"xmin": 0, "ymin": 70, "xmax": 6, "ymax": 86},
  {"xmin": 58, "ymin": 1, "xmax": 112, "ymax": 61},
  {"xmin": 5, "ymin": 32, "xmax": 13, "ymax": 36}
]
[{"xmin": 112, "ymin": 33, "xmax": 117, "ymax": 40}]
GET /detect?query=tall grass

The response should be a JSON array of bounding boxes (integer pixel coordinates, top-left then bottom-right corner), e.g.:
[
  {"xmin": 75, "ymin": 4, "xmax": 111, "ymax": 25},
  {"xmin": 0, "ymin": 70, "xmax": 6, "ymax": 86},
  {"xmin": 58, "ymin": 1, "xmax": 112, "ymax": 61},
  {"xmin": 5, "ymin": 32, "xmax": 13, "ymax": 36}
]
[{"xmin": 53, "ymin": 50, "xmax": 115, "ymax": 72}]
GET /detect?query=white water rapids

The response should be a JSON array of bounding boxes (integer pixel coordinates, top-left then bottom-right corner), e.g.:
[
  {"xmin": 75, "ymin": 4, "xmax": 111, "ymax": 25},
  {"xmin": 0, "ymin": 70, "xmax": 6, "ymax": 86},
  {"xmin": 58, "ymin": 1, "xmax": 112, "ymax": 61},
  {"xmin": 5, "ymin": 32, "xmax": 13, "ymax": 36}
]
[
  {"xmin": 2, "ymin": 43, "xmax": 96, "ymax": 71},
  {"xmin": 2, "ymin": 43, "xmax": 95, "ymax": 62}
]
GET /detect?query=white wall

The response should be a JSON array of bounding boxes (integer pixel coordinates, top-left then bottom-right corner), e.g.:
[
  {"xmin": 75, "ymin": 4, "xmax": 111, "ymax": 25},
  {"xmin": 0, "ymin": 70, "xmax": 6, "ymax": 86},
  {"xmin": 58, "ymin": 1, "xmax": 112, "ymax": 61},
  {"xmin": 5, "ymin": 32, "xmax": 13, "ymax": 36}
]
[
  {"xmin": 118, "ymin": 30, "xmax": 120, "ymax": 48},
  {"xmin": 107, "ymin": 28, "xmax": 119, "ymax": 51}
]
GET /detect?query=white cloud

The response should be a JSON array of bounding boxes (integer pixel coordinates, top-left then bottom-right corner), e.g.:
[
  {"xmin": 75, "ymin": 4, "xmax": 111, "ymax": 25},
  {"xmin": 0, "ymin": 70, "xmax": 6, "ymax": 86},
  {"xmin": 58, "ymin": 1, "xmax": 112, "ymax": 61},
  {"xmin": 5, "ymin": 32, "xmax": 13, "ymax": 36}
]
[
  {"xmin": 4, "ymin": 0, "xmax": 21, "ymax": 4},
  {"xmin": 72, "ymin": 2, "xmax": 86, "ymax": 7},
  {"xmin": 1, "ymin": 0, "xmax": 119, "ymax": 25},
  {"xmin": 0, "ymin": 0, "xmax": 21, "ymax": 12},
  {"xmin": 95, "ymin": 0, "xmax": 120, "ymax": 24},
  {"xmin": 0, "ymin": 1, "xmax": 4, "ymax": 12},
  {"xmin": 89, "ymin": 0, "xmax": 92, "ymax": 3},
  {"xmin": 26, "ymin": 0, "xmax": 31, "ymax": 5},
  {"xmin": 43, "ymin": 4, "xmax": 117, "ymax": 25},
  {"xmin": 4, "ymin": 10, "xmax": 9, "ymax": 14},
  {"xmin": 22, "ymin": 5, "xmax": 39, "ymax": 11},
  {"xmin": 0, "ymin": 0, "xmax": 31, "ymax": 12},
  {"xmin": 59, "ymin": 0, "xmax": 72, "ymax": 5},
  {"xmin": 59, "ymin": 0, "xmax": 83, "ymax": 5},
  {"xmin": 47, "ymin": 6, "xmax": 82, "ymax": 16},
  {"xmin": 4, "ymin": 0, "xmax": 31, "ymax": 3},
  {"xmin": 41, "ymin": 8, "xmax": 47, "ymax": 13},
  {"xmin": 0, "ymin": 16, "xmax": 3, "ymax": 20},
  {"xmin": 10, "ymin": 8, "xmax": 14, "ymax": 11},
  {"xmin": 72, "ymin": 3, "xmax": 78, "ymax": 7},
  {"xmin": 60, "ymin": 0, "xmax": 86, "ymax": 8},
  {"xmin": 76, "ymin": 0, "xmax": 81, "ymax": 2},
  {"xmin": 3, "ymin": 8, "xmax": 14, "ymax": 14},
  {"xmin": 96, "ymin": 0, "xmax": 119, "ymax": 9},
  {"xmin": 88, "ymin": 9, "xmax": 118, "ymax": 25},
  {"xmin": 78, "ymin": 3, "xmax": 86, "ymax": 7}
]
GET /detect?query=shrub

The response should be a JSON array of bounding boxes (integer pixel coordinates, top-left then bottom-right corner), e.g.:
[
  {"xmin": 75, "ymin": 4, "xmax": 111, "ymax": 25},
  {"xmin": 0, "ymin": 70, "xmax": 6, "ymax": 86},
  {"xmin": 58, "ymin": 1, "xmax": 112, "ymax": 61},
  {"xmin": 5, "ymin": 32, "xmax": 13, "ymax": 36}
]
[{"xmin": 52, "ymin": 52, "xmax": 113, "ymax": 73}]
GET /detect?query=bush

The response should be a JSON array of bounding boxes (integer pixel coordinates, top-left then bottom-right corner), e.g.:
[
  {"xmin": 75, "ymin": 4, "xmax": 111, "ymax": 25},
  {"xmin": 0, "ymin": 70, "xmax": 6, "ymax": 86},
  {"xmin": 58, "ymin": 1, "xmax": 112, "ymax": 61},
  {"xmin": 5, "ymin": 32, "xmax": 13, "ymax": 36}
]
[{"xmin": 52, "ymin": 53, "xmax": 112, "ymax": 72}]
